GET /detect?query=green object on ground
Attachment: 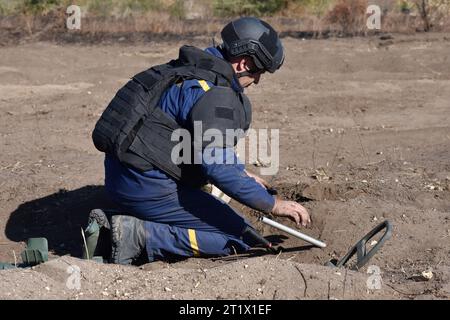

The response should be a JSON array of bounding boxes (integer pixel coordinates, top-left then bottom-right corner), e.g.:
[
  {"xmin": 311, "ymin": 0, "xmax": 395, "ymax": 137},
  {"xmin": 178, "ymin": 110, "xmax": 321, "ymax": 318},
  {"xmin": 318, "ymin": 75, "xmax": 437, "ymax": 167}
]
[
  {"xmin": 83, "ymin": 219, "xmax": 100, "ymax": 260},
  {"xmin": 0, "ymin": 262, "xmax": 16, "ymax": 270},
  {"xmin": 21, "ymin": 237, "xmax": 48, "ymax": 266}
]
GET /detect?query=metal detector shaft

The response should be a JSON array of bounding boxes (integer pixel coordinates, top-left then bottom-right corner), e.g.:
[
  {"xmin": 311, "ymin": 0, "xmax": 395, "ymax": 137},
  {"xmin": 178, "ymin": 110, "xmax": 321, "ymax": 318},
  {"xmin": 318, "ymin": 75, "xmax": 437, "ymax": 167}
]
[{"xmin": 260, "ymin": 216, "xmax": 327, "ymax": 248}]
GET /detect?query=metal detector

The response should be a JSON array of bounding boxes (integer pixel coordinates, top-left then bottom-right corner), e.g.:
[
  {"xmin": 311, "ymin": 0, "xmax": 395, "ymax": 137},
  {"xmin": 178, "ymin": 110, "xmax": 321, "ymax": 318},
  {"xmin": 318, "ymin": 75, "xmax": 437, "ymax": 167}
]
[{"xmin": 325, "ymin": 220, "xmax": 392, "ymax": 270}]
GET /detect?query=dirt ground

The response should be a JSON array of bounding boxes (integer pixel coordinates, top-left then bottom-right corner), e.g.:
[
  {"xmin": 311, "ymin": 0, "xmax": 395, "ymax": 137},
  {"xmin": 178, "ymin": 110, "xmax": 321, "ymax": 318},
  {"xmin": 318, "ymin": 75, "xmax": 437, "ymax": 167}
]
[{"xmin": 0, "ymin": 33, "xmax": 449, "ymax": 300}]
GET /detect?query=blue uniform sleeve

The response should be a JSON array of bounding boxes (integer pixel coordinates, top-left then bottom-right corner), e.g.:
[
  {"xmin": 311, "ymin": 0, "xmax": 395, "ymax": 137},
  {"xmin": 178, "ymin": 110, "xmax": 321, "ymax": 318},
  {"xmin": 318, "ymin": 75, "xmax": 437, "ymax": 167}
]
[
  {"xmin": 162, "ymin": 79, "xmax": 274, "ymax": 213},
  {"xmin": 200, "ymin": 147, "xmax": 275, "ymax": 213}
]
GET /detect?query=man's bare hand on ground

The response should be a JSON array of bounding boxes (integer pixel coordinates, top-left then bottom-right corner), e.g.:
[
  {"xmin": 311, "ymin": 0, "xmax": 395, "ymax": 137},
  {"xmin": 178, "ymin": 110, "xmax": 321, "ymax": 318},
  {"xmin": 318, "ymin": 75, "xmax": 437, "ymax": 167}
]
[
  {"xmin": 243, "ymin": 170, "xmax": 310, "ymax": 227},
  {"xmin": 271, "ymin": 198, "xmax": 311, "ymax": 227}
]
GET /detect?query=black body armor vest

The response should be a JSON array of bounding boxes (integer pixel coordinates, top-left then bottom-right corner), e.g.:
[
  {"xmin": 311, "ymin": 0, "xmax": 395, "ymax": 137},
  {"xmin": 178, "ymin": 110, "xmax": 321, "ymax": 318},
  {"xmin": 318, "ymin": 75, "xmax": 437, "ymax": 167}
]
[{"xmin": 92, "ymin": 46, "xmax": 251, "ymax": 185}]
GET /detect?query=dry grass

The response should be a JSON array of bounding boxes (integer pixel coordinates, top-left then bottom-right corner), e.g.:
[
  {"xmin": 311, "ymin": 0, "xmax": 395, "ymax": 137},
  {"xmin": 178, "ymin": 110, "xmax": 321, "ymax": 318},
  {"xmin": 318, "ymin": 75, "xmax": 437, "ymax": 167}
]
[
  {"xmin": 325, "ymin": 0, "xmax": 368, "ymax": 35},
  {"xmin": 1, "ymin": 0, "xmax": 450, "ymax": 45},
  {"xmin": 382, "ymin": 11, "xmax": 423, "ymax": 33}
]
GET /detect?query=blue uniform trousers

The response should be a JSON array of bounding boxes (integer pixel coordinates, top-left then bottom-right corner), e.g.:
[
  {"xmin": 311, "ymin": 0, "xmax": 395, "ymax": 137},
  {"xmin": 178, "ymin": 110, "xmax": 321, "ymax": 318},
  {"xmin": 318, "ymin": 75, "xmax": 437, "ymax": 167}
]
[{"xmin": 110, "ymin": 184, "xmax": 253, "ymax": 261}]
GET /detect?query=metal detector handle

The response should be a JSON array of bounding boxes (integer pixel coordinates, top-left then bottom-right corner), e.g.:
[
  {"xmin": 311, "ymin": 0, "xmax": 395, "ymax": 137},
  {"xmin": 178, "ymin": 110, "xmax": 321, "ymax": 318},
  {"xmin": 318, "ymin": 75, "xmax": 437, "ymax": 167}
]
[
  {"xmin": 259, "ymin": 216, "xmax": 327, "ymax": 248},
  {"xmin": 331, "ymin": 220, "xmax": 392, "ymax": 270},
  {"xmin": 242, "ymin": 226, "xmax": 277, "ymax": 253}
]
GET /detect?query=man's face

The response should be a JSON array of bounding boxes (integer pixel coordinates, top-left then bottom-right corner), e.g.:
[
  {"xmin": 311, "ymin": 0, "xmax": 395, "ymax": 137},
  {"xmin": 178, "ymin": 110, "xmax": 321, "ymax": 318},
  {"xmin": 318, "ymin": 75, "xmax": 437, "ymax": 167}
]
[
  {"xmin": 233, "ymin": 57, "xmax": 265, "ymax": 88},
  {"xmin": 239, "ymin": 69, "xmax": 265, "ymax": 88}
]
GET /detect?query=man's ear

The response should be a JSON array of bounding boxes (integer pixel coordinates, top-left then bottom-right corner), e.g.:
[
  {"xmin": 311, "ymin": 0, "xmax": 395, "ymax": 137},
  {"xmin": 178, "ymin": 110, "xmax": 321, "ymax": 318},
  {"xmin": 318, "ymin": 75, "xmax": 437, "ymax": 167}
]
[
  {"xmin": 237, "ymin": 57, "xmax": 248, "ymax": 72},
  {"xmin": 241, "ymin": 57, "xmax": 251, "ymax": 72}
]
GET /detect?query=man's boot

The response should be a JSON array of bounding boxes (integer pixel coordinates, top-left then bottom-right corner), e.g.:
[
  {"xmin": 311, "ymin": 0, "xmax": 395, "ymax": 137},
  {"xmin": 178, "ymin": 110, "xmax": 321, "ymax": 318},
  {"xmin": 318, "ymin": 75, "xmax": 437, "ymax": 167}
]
[{"xmin": 109, "ymin": 215, "xmax": 147, "ymax": 265}]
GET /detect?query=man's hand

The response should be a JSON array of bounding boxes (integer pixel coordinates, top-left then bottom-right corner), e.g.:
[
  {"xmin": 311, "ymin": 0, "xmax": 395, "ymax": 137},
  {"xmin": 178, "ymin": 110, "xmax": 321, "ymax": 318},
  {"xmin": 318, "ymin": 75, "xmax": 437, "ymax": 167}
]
[
  {"xmin": 271, "ymin": 198, "xmax": 311, "ymax": 227},
  {"xmin": 245, "ymin": 170, "xmax": 270, "ymax": 189},
  {"xmin": 244, "ymin": 170, "xmax": 311, "ymax": 227}
]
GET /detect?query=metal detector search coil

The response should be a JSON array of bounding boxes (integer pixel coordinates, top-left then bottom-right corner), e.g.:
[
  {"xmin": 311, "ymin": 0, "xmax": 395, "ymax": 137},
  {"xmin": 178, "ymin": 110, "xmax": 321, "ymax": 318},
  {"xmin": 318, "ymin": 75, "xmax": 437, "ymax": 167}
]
[{"xmin": 326, "ymin": 220, "xmax": 392, "ymax": 270}]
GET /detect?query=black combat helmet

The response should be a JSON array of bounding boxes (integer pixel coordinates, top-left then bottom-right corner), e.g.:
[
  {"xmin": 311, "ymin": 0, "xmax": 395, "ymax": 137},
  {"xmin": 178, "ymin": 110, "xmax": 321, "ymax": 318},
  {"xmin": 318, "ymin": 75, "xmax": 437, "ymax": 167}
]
[{"xmin": 220, "ymin": 17, "xmax": 285, "ymax": 73}]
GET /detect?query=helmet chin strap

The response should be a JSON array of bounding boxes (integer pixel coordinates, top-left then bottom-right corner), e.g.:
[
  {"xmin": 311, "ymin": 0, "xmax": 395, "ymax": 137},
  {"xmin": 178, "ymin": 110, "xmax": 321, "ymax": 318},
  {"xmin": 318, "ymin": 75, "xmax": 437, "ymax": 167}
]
[
  {"xmin": 236, "ymin": 64, "xmax": 265, "ymax": 78},
  {"xmin": 236, "ymin": 71, "xmax": 253, "ymax": 78}
]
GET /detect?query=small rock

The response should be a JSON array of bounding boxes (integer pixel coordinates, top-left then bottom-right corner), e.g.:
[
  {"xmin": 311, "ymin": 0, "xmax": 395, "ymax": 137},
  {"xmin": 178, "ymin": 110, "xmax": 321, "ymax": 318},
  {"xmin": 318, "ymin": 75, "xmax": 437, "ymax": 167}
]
[
  {"xmin": 164, "ymin": 287, "xmax": 172, "ymax": 292},
  {"xmin": 421, "ymin": 269, "xmax": 433, "ymax": 280}
]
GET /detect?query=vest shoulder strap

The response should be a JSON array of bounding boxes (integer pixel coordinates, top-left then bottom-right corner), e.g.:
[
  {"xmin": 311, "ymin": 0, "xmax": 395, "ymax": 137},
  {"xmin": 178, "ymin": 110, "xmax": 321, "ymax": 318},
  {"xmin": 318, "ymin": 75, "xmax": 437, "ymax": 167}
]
[{"xmin": 133, "ymin": 46, "xmax": 234, "ymax": 92}]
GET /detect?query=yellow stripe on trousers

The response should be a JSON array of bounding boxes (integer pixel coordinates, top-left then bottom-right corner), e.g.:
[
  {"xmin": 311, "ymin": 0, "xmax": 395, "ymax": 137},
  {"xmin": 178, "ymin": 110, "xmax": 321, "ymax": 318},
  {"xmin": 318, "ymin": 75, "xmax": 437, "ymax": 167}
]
[
  {"xmin": 198, "ymin": 80, "xmax": 210, "ymax": 92},
  {"xmin": 188, "ymin": 229, "xmax": 200, "ymax": 257}
]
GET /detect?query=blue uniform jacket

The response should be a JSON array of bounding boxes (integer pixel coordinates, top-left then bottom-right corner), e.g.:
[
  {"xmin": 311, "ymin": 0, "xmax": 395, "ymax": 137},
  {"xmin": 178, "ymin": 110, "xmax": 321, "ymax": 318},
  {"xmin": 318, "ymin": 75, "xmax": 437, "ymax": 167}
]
[{"xmin": 104, "ymin": 47, "xmax": 275, "ymax": 214}]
